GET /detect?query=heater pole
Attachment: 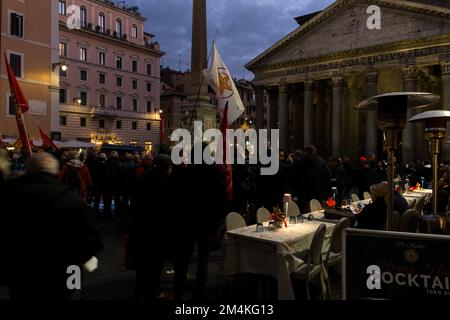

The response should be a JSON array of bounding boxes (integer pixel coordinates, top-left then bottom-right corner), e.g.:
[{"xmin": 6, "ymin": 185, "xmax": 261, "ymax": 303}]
[
  {"xmin": 430, "ymin": 137, "xmax": 441, "ymax": 216},
  {"xmin": 385, "ymin": 129, "xmax": 397, "ymax": 231}
]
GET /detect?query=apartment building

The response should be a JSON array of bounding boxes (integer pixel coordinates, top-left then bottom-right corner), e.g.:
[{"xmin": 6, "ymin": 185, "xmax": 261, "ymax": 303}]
[
  {"xmin": 0, "ymin": 0, "xmax": 59, "ymax": 140},
  {"xmin": 57, "ymin": 0, "xmax": 164, "ymax": 148}
]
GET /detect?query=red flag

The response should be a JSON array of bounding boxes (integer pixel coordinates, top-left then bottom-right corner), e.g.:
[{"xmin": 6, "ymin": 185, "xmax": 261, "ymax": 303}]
[
  {"xmin": 39, "ymin": 127, "xmax": 59, "ymax": 150},
  {"xmin": 4, "ymin": 54, "xmax": 32, "ymax": 159},
  {"xmin": 220, "ymin": 102, "xmax": 233, "ymax": 203},
  {"xmin": 4, "ymin": 54, "xmax": 28, "ymax": 113}
]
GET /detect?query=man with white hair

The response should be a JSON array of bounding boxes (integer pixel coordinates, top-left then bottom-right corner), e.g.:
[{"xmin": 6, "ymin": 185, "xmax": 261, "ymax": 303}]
[{"xmin": 0, "ymin": 152, "xmax": 103, "ymax": 300}]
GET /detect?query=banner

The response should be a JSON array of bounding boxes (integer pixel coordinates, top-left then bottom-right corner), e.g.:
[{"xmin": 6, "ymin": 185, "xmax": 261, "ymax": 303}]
[{"xmin": 343, "ymin": 228, "xmax": 450, "ymax": 300}]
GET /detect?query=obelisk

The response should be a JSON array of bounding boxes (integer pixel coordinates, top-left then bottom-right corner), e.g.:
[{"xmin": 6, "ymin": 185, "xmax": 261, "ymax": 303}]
[{"xmin": 184, "ymin": 0, "xmax": 217, "ymax": 130}]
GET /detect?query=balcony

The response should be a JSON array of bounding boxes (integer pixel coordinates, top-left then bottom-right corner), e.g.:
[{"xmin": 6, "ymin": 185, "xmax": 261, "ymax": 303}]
[{"xmin": 90, "ymin": 106, "xmax": 117, "ymax": 119}]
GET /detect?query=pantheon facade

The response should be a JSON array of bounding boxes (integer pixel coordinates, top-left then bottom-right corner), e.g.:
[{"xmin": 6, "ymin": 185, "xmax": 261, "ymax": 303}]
[{"xmin": 246, "ymin": 0, "xmax": 450, "ymax": 162}]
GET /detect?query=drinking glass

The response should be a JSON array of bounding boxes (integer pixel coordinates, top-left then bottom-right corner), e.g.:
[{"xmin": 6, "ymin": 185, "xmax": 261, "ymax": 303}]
[{"xmin": 256, "ymin": 223, "xmax": 264, "ymax": 232}]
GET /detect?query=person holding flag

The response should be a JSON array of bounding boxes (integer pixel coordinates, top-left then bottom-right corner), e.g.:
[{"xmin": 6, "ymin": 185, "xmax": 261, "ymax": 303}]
[
  {"xmin": 173, "ymin": 42, "xmax": 243, "ymax": 300},
  {"xmin": 203, "ymin": 41, "xmax": 245, "ymax": 204},
  {"xmin": 4, "ymin": 54, "xmax": 33, "ymax": 159}
]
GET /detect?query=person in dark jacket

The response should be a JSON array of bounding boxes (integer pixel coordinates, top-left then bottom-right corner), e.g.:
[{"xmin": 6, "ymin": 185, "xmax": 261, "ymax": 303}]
[
  {"xmin": 296, "ymin": 145, "xmax": 331, "ymax": 212},
  {"xmin": 0, "ymin": 152, "xmax": 103, "ymax": 300},
  {"xmin": 329, "ymin": 157, "xmax": 349, "ymax": 206},
  {"xmin": 355, "ymin": 157, "xmax": 379, "ymax": 199},
  {"xmin": 58, "ymin": 150, "xmax": 92, "ymax": 201},
  {"xmin": 437, "ymin": 176, "xmax": 450, "ymax": 215},
  {"xmin": 91, "ymin": 153, "xmax": 108, "ymax": 214},
  {"xmin": 103, "ymin": 151, "xmax": 121, "ymax": 218},
  {"xmin": 130, "ymin": 154, "xmax": 173, "ymax": 300},
  {"xmin": 357, "ymin": 182, "xmax": 387, "ymax": 230},
  {"xmin": 173, "ymin": 143, "xmax": 227, "ymax": 300},
  {"xmin": 0, "ymin": 149, "xmax": 10, "ymax": 187}
]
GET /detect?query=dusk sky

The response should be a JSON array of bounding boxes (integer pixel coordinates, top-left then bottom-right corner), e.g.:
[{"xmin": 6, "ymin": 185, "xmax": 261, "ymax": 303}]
[{"xmin": 129, "ymin": 0, "xmax": 336, "ymax": 80}]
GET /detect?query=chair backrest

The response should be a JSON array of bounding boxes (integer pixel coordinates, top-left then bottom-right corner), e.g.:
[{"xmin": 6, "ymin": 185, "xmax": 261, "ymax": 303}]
[
  {"xmin": 226, "ymin": 212, "xmax": 246, "ymax": 231},
  {"xmin": 287, "ymin": 201, "xmax": 301, "ymax": 217},
  {"xmin": 415, "ymin": 196, "xmax": 426, "ymax": 215},
  {"xmin": 363, "ymin": 192, "xmax": 371, "ymax": 200},
  {"xmin": 256, "ymin": 207, "xmax": 271, "ymax": 224},
  {"xmin": 351, "ymin": 193, "xmax": 360, "ymax": 202},
  {"xmin": 309, "ymin": 199, "xmax": 323, "ymax": 212},
  {"xmin": 330, "ymin": 218, "xmax": 351, "ymax": 254},
  {"xmin": 400, "ymin": 209, "xmax": 420, "ymax": 233},
  {"xmin": 408, "ymin": 198, "xmax": 417, "ymax": 210},
  {"xmin": 309, "ymin": 224, "xmax": 327, "ymax": 266}
]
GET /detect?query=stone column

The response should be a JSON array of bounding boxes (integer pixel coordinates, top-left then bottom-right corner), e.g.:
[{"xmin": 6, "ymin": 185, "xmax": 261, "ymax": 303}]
[
  {"xmin": 303, "ymin": 80, "xmax": 314, "ymax": 147},
  {"xmin": 316, "ymin": 81, "xmax": 326, "ymax": 155},
  {"xmin": 190, "ymin": 0, "xmax": 208, "ymax": 97},
  {"xmin": 401, "ymin": 66, "xmax": 416, "ymax": 163},
  {"xmin": 278, "ymin": 84, "xmax": 289, "ymax": 152},
  {"xmin": 441, "ymin": 62, "xmax": 450, "ymax": 160},
  {"xmin": 366, "ymin": 71, "xmax": 379, "ymax": 158},
  {"xmin": 332, "ymin": 76, "xmax": 344, "ymax": 156},
  {"xmin": 268, "ymin": 89, "xmax": 278, "ymax": 130},
  {"xmin": 255, "ymin": 86, "xmax": 265, "ymax": 130}
]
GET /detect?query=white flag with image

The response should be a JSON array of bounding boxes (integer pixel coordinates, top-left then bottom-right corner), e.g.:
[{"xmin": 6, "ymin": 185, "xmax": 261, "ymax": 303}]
[{"xmin": 203, "ymin": 42, "xmax": 245, "ymax": 126}]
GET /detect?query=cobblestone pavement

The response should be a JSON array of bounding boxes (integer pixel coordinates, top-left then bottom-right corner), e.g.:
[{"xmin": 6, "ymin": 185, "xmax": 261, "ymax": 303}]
[{"xmin": 0, "ymin": 217, "xmax": 342, "ymax": 301}]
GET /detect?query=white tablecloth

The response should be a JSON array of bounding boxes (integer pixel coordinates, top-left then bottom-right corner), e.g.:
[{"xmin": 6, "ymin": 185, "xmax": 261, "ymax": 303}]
[{"xmin": 223, "ymin": 220, "xmax": 335, "ymax": 300}]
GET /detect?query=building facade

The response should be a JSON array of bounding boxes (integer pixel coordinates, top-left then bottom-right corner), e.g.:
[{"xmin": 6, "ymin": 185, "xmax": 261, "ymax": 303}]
[
  {"xmin": 234, "ymin": 79, "xmax": 271, "ymax": 130},
  {"xmin": 57, "ymin": 0, "xmax": 164, "ymax": 148},
  {"xmin": 160, "ymin": 67, "xmax": 271, "ymax": 133},
  {"xmin": 1, "ymin": 0, "xmax": 59, "ymax": 140},
  {"xmin": 246, "ymin": 0, "xmax": 450, "ymax": 162}
]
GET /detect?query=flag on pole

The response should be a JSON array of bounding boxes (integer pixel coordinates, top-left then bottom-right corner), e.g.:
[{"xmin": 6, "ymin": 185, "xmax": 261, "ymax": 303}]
[
  {"xmin": 203, "ymin": 43, "xmax": 245, "ymax": 203},
  {"xmin": 220, "ymin": 102, "xmax": 233, "ymax": 203},
  {"xmin": 39, "ymin": 127, "xmax": 59, "ymax": 150},
  {"xmin": 203, "ymin": 42, "xmax": 245, "ymax": 126},
  {"xmin": 4, "ymin": 53, "xmax": 32, "ymax": 159}
]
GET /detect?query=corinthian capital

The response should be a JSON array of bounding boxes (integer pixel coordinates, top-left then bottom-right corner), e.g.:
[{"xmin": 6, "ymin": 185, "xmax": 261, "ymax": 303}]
[
  {"xmin": 402, "ymin": 66, "xmax": 416, "ymax": 81},
  {"xmin": 441, "ymin": 62, "xmax": 450, "ymax": 76},
  {"xmin": 366, "ymin": 71, "xmax": 379, "ymax": 83},
  {"xmin": 332, "ymin": 76, "xmax": 345, "ymax": 87}
]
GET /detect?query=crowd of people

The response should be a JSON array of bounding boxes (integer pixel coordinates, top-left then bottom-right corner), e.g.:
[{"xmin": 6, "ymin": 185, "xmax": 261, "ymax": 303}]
[{"xmin": 0, "ymin": 143, "xmax": 449, "ymax": 300}]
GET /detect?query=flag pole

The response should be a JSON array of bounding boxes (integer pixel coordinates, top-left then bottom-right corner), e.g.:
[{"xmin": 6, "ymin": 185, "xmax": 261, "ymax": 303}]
[
  {"xmin": 14, "ymin": 100, "xmax": 32, "ymax": 159},
  {"xmin": 4, "ymin": 53, "xmax": 32, "ymax": 159}
]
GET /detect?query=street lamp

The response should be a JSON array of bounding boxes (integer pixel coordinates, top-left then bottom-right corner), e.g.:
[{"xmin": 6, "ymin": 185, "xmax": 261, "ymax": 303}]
[
  {"xmin": 355, "ymin": 92, "xmax": 439, "ymax": 231},
  {"xmin": 52, "ymin": 62, "xmax": 68, "ymax": 72},
  {"xmin": 408, "ymin": 110, "xmax": 450, "ymax": 233},
  {"xmin": 73, "ymin": 97, "xmax": 82, "ymax": 105}
]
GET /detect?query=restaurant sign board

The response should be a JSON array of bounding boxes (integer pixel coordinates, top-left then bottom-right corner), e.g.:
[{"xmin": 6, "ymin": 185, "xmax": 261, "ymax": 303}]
[{"xmin": 342, "ymin": 229, "xmax": 450, "ymax": 300}]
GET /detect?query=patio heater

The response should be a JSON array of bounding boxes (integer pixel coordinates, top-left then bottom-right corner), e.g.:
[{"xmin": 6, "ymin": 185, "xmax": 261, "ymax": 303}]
[
  {"xmin": 408, "ymin": 110, "xmax": 450, "ymax": 234},
  {"xmin": 355, "ymin": 92, "xmax": 439, "ymax": 231}
]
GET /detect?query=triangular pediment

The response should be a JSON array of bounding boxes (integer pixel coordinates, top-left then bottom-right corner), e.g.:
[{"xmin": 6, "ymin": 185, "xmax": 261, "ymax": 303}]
[{"xmin": 246, "ymin": 0, "xmax": 450, "ymax": 70}]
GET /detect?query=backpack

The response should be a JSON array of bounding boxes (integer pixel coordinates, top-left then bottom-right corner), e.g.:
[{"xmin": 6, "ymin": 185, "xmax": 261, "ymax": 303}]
[{"xmin": 62, "ymin": 166, "xmax": 82, "ymax": 193}]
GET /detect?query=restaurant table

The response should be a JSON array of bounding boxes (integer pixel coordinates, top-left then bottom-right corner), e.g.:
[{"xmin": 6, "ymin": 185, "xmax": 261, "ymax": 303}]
[
  {"xmin": 223, "ymin": 220, "xmax": 335, "ymax": 300},
  {"xmin": 404, "ymin": 189, "xmax": 432, "ymax": 200}
]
